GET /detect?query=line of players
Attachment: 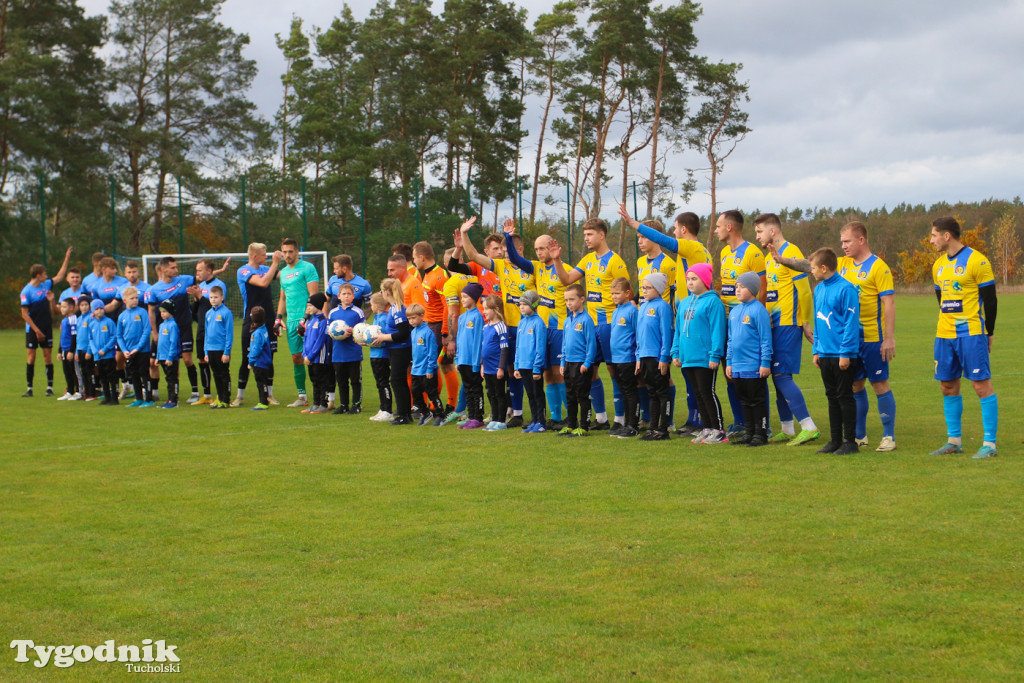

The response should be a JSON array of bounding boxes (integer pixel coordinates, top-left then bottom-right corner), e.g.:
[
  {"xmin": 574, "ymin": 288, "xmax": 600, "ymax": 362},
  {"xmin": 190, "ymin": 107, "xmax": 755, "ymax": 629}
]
[{"xmin": 20, "ymin": 212, "xmax": 998, "ymax": 456}]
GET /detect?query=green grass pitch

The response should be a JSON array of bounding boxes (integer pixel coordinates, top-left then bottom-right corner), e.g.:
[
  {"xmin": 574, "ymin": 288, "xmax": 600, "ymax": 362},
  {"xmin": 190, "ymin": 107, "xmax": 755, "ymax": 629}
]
[{"xmin": 1, "ymin": 294, "xmax": 1022, "ymax": 680}]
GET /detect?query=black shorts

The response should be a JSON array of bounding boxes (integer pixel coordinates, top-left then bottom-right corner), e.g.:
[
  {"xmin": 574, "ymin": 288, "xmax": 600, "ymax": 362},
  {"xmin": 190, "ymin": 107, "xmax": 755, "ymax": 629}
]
[
  {"xmin": 26, "ymin": 329, "xmax": 53, "ymax": 349},
  {"xmin": 177, "ymin": 320, "xmax": 194, "ymax": 354}
]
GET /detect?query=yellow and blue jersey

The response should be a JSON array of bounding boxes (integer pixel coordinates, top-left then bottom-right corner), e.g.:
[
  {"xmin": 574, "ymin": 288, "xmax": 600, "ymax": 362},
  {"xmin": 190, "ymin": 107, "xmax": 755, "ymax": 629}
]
[
  {"xmin": 637, "ymin": 252, "xmax": 677, "ymax": 306},
  {"xmin": 534, "ymin": 261, "xmax": 566, "ymax": 330},
  {"xmin": 932, "ymin": 247, "xmax": 995, "ymax": 339},
  {"xmin": 491, "ymin": 258, "xmax": 535, "ymax": 327},
  {"xmin": 574, "ymin": 251, "xmax": 628, "ymax": 325},
  {"xmin": 838, "ymin": 254, "xmax": 894, "ymax": 343},
  {"xmin": 675, "ymin": 238, "xmax": 713, "ymax": 274},
  {"xmin": 766, "ymin": 242, "xmax": 813, "ymax": 328},
  {"xmin": 719, "ymin": 241, "xmax": 766, "ymax": 310}
]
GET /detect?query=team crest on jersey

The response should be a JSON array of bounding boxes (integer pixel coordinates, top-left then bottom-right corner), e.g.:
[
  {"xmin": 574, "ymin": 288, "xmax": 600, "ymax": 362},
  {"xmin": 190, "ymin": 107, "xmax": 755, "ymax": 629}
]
[
  {"xmin": 646, "ymin": 308, "xmax": 656, "ymax": 317},
  {"xmin": 574, "ymin": 323, "xmax": 583, "ymax": 332},
  {"xmin": 617, "ymin": 317, "xmax": 627, "ymax": 326},
  {"xmin": 416, "ymin": 337, "xmax": 424, "ymax": 345},
  {"xmin": 742, "ymin": 315, "xmax": 751, "ymax": 325},
  {"xmin": 734, "ymin": 257, "xmax": 742, "ymax": 265},
  {"xmin": 598, "ymin": 265, "xmax": 606, "ymax": 273},
  {"xmin": 101, "ymin": 325, "xmax": 108, "ymax": 332},
  {"xmin": 858, "ymin": 270, "xmax": 868, "ymax": 279},
  {"xmin": 216, "ymin": 315, "xmax": 222, "ymax": 322},
  {"xmin": 467, "ymin": 321, "xmax": 474, "ymax": 329},
  {"xmin": 162, "ymin": 329, "xmax": 167, "ymax": 335},
  {"xmin": 955, "ymin": 266, "xmax": 965, "ymax": 275},
  {"xmin": 133, "ymin": 314, "xmax": 141, "ymax": 321}
]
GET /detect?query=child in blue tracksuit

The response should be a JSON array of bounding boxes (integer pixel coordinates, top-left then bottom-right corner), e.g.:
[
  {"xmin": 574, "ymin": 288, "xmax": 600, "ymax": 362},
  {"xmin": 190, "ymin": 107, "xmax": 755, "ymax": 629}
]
[
  {"xmin": 88, "ymin": 298, "xmax": 118, "ymax": 405},
  {"xmin": 203, "ymin": 285, "xmax": 234, "ymax": 408},
  {"xmin": 672, "ymin": 262, "xmax": 727, "ymax": 444},
  {"xmin": 479, "ymin": 291, "xmax": 508, "ymax": 430},
  {"xmin": 156, "ymin": 300, "xmax": 181, "ymax": 407},
  {"xmin": 407, "ymin": 303, "xmax": 443, "ymax": 426},
  {"xmin": 636, "ymin": 273, "xmax": 675, "ymax": 441},
  {"xmin": 328, "ymin": 283, "xmax": 366, "ymax": 414},
  {"xmin": 560, "ymin": 284, "xmax": 597, "ymax": 436},
  {"xmin": 725, "ymin": 272, "xmax": 773, "ymax": 446},
  {"xmin": 76, "ymin": 296, "xmax": 96, "ymax": 400},
  {"xmin": 809, "ymin": 248, "xmax": 861, "ymax": 455},
  {"xmin": 116, "ymin": 286, "xmax": 153, "ymax": 406},
  {"xmin": 367, "ymin": 293, "xmax": 393, "ymax": 421},
  {"xmin": 514, "ymin": 290, "xmax": 548, "ymax": 433},
  {"xmin": 247, "ymin": 306, "xmax": 273, "ymax": 410},
  {"xmin": 608, "ymin": 277, "xmax": 639, "ymax": 437},
  {"xmin": 58, "ymin": 299, "xmax": 78, "ymax": 399},
  {"xmin": 456, "ymin": 284, "xmax": 487, "ymax": 429},
  {"xmin": 301, "ymin": 293, "xmax": 331, "ymax": 414}
]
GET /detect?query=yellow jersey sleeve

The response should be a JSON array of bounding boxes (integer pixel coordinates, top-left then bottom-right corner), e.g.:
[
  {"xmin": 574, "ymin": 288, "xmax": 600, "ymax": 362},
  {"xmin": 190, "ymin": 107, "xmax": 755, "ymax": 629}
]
[
  {"xmin": 493, "ymin": 258, "xmax": 535, "ymax": 327},
  {"xmin": 443, "ymin": 273, "xmax": 476, "ymax": 314},
  {"xmin": 933, "ymin": 248, "xmax": 995, "ymax": 339},
  {"xmin": 676, "ymin": 238, "xmax": 713, "ymax": 272}
]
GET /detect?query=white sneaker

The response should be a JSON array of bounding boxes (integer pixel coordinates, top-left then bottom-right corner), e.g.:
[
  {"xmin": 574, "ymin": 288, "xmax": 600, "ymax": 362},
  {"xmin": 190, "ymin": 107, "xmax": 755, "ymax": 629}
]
[
  {"xmin": 118, "ymin": 384, "xmax": 130, "ymax": 400},
  {"xmin": 267, "ymin": 396, "xmax": 280, "ymax": 406},
  {"xmin": 287, "ymin": 395, "xmax": 309, "ymax": 408},
  {"xmin": 57, "ymin": 392, "xmax": 72, "ymax": 401},
  {"xmin": 691, "ymin": 428, "xmax": 712, "ymax": 444},
  {"xmin": 855, "ymin": 437, "xmax": 869, "ymax": 447},
  {"xmin": 875, "ymin": 436, "xmax": 897, "ymax": 452},
  {"xmin": 369, "ymin": 410, "xmax": 393, "ymax": 422},
  {"xmin": 702, "ymin": 430, "xmax": 730, "ymax": 444},
  {"xmin": 230, "ymin": 397, "xmax": 245, "ymax": 407},
  {"xmin": 70, "ymin": 392, "xmax": 82, "ymax": 400},
  {"xmin": 186, "ymin": 393, "xmax": 201, "ymax": 404}
]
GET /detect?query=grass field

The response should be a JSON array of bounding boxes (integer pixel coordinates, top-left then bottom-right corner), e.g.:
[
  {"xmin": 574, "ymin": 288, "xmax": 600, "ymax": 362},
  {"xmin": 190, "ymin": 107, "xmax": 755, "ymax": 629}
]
[{"xmin": 1, "ymin": 294, "xmax": 1022, "ymax": 681}]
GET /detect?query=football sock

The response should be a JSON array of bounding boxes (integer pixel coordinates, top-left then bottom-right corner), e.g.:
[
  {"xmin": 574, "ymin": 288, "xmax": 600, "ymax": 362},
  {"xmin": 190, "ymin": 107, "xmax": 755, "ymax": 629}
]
[
  {"xmin": 186, "ymin": 363, "xmax": 199, "ymax": 394},
  {"xmin": 236, "ymin": 387, "xmax": 246, "ymax": 399},
  {"xmin": 774, "ymin": 381, "xmax": 793, "ymax": 423},
  {"xmin": 456, "ymin": 386, "xmax": 466, "ymax": 413},
  {"xmin": 854, "ymin": 388, "xmax": 869, "ymax": 440},
  {"xmin": 877, "ymin": 390, "xmax": 896, "ymax": 439},
  {"xmin": 775, "ymin": 373, "xmax": 810, "ymax": 422},
  {"xmin": 26, "ymin": 363, "xmax": 33, "ymax": 390},
  {"xmin": 943, "ymin": 394, "xmax": 963, "ymax": 439},
  {"xmin": 294, "ymin": 364, "xmax": 307, "ymax": 395},
  {"xmin": 726, "ymin": 381, "xmax": 744, "ymax": 426},
  {"xmin": 682, "ymin": 372, "xmax": 700, "ymax": 425},
  {"xmin": 557, "ymin": 383, "xmax": 566, "ymax": 418},
  {"xmin": 443, "ymin": 369, "xmax": 459, "ymax": 408},
  {"xmin": 799, "ymin": 416, "xmax": 817, "ymax": 432},
  {"xmin": 509, "ymin": 377, "xmax": 524, "ymax": 411},
  {"xmin": 46, "ymin": 363, "xmax": 54, "ymax": 389},
  {"xmin": 611, "ymin": 379, "xmax": 623, "ymax": 420},
  {"xmin": 546, "ymin": 384, "xmax": 563, "ymax": 421},
  {"xmin": 980, "ymin": 394, "xmax": 998, "ymax": 445},
  {"xmin": 780, "ymin": 420, "xmax": 796, "ymax": 436},
  {"xmin": 590, "ymin": 378, "xmax": 606, "ymax": 415},
  {"xmin": 637, "ymin": 385, "xmax": 650, "ymax": 422}
]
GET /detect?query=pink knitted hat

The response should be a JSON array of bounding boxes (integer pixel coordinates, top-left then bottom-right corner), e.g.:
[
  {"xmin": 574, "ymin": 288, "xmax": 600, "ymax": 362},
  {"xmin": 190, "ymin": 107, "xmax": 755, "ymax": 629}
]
[{"xmin": 688, "ymin": 262, "xmax": 713, "ymax": 290}]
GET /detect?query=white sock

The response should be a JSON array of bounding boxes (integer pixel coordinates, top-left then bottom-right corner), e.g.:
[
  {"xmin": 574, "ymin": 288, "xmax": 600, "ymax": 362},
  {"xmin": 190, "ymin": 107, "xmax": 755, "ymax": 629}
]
[
  {"xmin": 595, "ymin": 411, "xmax": 608, "ymax": 423},
  {"xmin": 781, "ymin": 420, "xmax": 796, "ymax": 436},
  {"xmin": 236, "ymin": 387, "xmax": 245, "ymax": 399},
  {"xmin": 513, "ymin": 410, "xmax": 523, "ymax": 416},
  {"xmin": 799, "ymin": 417, "xmax": 817, "ymax": 432},
  {"xmin": 949, "ymin": 437, "xmax": 962, "ymax": 446},
  {"xmin": 614, "ymin": 416, "xmax": 624, "ymax": 425},
  {"xmin": 267, "ymin": 386, "xmax": 274, "ymax": 397},
  {"xmin": 328, "ymin": 392, "xmax": 335, "ymax": 404},
  {"xmin": 983, "ymin": 440, "xmax": 996, "ymax": 448}
]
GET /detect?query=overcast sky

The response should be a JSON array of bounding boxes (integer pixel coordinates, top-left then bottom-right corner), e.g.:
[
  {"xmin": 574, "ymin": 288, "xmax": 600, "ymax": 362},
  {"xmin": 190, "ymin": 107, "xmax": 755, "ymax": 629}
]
[{"xmin": 80, "ymin": 0, "xmax": 1024, "ymax": 219}]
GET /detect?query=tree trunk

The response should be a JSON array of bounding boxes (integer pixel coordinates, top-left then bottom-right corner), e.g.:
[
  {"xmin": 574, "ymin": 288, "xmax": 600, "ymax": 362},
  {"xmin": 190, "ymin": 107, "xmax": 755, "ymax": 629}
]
[
  {"xmin": 531, "ymin": 78, "xmax": 556, "ymax": 225},
  {"xmin": 646, "ymin": 43, "xmax": 667, "ymax": 220}
]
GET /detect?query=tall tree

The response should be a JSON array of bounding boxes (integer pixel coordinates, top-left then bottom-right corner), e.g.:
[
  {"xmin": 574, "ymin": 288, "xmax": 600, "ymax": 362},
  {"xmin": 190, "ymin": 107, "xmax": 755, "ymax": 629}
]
[
  {"xmin": 108, "ymin": 0, "xmax": 262, "ymax": 252},
  {"xmin": 685, "ymin": 58, "xmax": 749, "ymax": 245}
]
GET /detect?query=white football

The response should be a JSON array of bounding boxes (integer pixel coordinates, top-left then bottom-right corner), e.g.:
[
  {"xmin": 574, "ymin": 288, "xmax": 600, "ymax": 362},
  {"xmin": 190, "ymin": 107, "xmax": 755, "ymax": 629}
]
[
  {"xmin": 352, "ymin": 322, "xmax": 382, "ymax": 345},
  {"xmin": 328, "ymin": 319, "xmax": 351, "ymax": 340}
]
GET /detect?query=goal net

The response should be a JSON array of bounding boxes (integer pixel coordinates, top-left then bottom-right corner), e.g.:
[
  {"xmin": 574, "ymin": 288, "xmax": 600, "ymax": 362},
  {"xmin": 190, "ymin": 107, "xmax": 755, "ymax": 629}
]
[{"xmin": 141, "ymin": 251, "xmax": 329, "ymax": 319}]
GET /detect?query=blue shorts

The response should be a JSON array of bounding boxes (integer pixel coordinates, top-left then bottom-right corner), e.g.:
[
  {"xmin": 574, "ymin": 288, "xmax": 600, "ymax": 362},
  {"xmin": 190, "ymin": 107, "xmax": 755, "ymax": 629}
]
[
  {"xmin": 771, "ymin": 325, "xmax": 803, "ymax": 375},
  {"xmin": 934, "ymin": 336, "xmax": 990, "ymax": 382},
  {"xmin": 595, "ymin": 323, "xmax": 612, "ymax": 364},
  {"xmin": 854, "ymin": 340, "xmax": 889, "ymax": 383},
  {"xmin": 506, "ymin": 325, "xmax": 518, "ymax": 371},
  {"xmin": 546, "ymin": 327, "xmax": 564, "ymax": 368}
]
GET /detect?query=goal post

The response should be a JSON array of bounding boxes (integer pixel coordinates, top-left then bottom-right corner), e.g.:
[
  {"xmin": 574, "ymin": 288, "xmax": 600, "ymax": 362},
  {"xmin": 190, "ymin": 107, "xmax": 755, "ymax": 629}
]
[{"xmin": 141, "ymin": 251, "xmax": 329, "ymax": 319}]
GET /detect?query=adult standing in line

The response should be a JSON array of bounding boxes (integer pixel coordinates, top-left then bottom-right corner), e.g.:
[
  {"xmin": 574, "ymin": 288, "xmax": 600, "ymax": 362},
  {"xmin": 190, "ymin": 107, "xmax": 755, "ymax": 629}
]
[
  {"xmin": 145, "ymin": 256, "xmax": 200, "ymax": 402},
  {"xmin": 275, "ymin": 238, "xmax": 320, "ymax": 408},
  {"xmin": 20, "ymin": 246, "xmax": 73, "ymax": 397},
  {"xmin": 233, "ymin": 243, "xmax": 284, "ymax": 406}
]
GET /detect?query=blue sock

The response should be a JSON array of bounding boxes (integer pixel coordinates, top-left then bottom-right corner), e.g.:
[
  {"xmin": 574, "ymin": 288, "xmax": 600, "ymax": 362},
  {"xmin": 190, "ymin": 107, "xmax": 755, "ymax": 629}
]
[
  {"xmin": 876, "ymin": 390, "xmax": 896, "ymax": 439},
  {"xmin": 509, "ymin": 377, "xmax": 523, "ymax": 412},
  {"xmin": 854, "ymin": 389, "xmax": 869, "ymax": 440},
  {"xmin": 682, "ymin": 372, "xmax": 700, "ymax": 425},
  {"xmin": 546, "ymin": 384, "xmax": 563, "ymax": 421},
  {"xmin": 727, "ymin": 381, "xmax": 744, "ymax": 426},
  {"xmin": 669, "ymin": 384, "xmax": 677, "ymax": 426},
  {"xmin": 456, "ymin": 385, "xmax": 466, "ymax": 413},
  {"xmin": 557, "ymin": 383, "xmax": 567, "ymax": 418},
  {"xmin": 775, "ymin": 383, "xmax": 793, "ymax": 423},
  {"xmin": 980, "ymin": 394, "xmax": 998, "ymax": 443},
  {"xmin": 611, "ymin": 378, "xmax": 623, "ymax": 420},
  {"xmin": 774, "ymin": 374, "xmax": 809, "ymax": 421},
  {"xmin": 764, "ymin": 381, "xmax": 772, "ymax": 433},
  {"xmin": 943, "ymin": 395, "xmax": 963, "ymax": 438},
  {"xmin": 590, "ymin": 378, "xmax": 606, "ymax": 415},
  {"xmin": 637, "ymin": 386, "xmax": 650, "ymax": 421}
]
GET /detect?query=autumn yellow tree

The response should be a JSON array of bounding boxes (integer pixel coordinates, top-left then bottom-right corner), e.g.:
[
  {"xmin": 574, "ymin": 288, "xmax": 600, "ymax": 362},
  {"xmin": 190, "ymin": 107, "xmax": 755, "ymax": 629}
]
[{"xmin": 990, "ymin": 212, "xmax": 1022, "ymax": 284}]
